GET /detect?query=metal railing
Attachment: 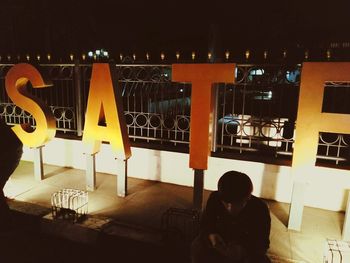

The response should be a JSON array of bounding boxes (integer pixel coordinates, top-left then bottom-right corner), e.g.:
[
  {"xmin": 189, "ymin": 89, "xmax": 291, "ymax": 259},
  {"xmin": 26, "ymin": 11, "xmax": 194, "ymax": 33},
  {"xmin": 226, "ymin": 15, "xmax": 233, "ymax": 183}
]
[{"xmin": 1, "ymin": 62, "xmax": 350, "ymax": 167}]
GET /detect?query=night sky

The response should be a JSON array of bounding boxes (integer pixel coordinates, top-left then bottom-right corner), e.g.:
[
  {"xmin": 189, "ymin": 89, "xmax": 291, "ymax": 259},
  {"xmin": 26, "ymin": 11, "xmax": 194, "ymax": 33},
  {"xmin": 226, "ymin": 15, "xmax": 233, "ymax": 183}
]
[{"xmin": 1, "ymin": 0, "xmax": 350, "ymax": 59}]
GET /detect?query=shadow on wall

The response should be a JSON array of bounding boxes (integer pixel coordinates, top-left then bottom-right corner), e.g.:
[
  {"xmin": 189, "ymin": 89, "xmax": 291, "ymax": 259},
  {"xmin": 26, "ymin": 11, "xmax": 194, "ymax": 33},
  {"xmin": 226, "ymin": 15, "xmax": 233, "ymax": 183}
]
[
  {"xmin": 341, "ymin": 189, "xmax": 349, "ymax": 212},
  {"xmin": 261, "ymin": 164, "xmax": 290, "ymax": 227},
  {"xmin": 154, "ymin": 151, "xmax": 162, "ymax": 182},
  {"xmin": 339, "ymin": 190, "xmax": 349, "ymax": 230}
]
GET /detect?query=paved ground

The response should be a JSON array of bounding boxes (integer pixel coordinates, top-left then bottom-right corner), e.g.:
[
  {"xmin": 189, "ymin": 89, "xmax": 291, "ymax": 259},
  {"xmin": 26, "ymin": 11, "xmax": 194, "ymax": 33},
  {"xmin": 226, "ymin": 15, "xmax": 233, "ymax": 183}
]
[{"xmin": 2, "ymin": 161, "xmax": 347, "ymax": 262}]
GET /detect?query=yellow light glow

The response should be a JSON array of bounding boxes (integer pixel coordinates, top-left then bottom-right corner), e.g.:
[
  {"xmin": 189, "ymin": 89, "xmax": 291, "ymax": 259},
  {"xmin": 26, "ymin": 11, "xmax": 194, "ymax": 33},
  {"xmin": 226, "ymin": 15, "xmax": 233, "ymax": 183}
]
[
  {"xmin": 245, "ymin": 50, "xmax": 250, "ymax": 60},
  {"xmin": 161, "ymin": 52, "xmax": 165, "ymax": 61},
  {"xmin": 264, "ymin": 51, "xmax": 268, "ymax": 59},
  {"xmin": 191, "ymin": 52, "xmax": 195, "ymax": 60},
  {"xmin": 172, "ymin": 64, "xmax": 235, "ymax": 169},
  {"xmin": 176, "ymin": 52, "xmax": 180, "ymax": 60},
  {"xmin": 82, "ymin": 63, "xmax": 131, "ymax": 160},
  {"xmin": 5, "ymin": 63, "xmax": 56, "ymax": 147},
  {"xmin": 283, "ymin": 50, "xmax": 287, "ymax": 58},
  {"xmin": 208, "ymin": 52, "xmax": 212, "ymax": 60},
  {"xmin": 225, "ymin": 51, "xmax": 230, "ymax": 60}
]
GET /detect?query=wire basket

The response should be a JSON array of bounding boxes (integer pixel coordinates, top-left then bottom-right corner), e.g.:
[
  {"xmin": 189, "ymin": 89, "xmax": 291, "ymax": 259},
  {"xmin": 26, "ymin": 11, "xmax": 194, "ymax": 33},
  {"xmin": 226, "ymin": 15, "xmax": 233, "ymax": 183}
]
[{"xmin": 51, "ymin": 188, "xmax": 88, "ymax": 223}]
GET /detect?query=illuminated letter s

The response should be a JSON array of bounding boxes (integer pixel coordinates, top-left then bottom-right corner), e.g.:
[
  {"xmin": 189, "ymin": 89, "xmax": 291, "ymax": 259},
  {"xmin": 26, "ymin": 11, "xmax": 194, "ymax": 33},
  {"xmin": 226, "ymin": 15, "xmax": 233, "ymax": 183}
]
[{"xmin": 5, "ymin": 63, "xmax": 56, "ymax": 147}]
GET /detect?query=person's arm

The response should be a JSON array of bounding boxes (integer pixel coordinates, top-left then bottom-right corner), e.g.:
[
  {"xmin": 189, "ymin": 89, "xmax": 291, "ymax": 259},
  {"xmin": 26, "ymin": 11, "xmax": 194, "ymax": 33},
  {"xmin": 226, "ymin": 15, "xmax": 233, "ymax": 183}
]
[
  {"xmin": 245, "ymin": 201, "xmax": 271, "ymax": 262},
  {"xmin": 200, "ymin": 192, "xmax": 219, "ymax": 237},
  {"xmin": 200, "ymin": 192, "xmax": 229, "ymax": 251}
]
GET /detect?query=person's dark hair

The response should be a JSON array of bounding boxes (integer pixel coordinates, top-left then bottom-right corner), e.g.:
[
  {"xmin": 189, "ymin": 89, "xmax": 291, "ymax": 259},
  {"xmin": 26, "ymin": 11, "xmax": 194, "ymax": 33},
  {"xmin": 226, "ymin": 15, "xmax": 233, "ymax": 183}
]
[{"xmin": 218, "ymin": 171, "xmax": 253, "ymax": 202}]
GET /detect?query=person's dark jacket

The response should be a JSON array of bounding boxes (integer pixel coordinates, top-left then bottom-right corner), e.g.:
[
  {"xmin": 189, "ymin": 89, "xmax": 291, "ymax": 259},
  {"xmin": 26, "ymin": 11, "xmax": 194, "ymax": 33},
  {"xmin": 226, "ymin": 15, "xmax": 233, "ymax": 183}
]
[
  {"xmin": 0, "ymin": 118, "xmax": 23, "ymax": 181},
  {"xmin": 200, "ymin": 191, "xmax": 271, "ymax": 261}
]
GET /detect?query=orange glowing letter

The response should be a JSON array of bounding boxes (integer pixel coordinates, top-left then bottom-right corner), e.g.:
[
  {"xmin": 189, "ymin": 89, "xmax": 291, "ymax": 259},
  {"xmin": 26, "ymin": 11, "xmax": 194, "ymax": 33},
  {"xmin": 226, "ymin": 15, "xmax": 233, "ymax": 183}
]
[
  {"xmin": 292, "ymin": 62, "xmax": 350, "ymax": 173},
  {"xmin": 5, "ymin": 63, "xmax": 56, "ymax": 147},
  {"xmin": 172, "ymin": 64, "xmax": 235, "ymax": 169},
  {"xmin": 82, "ymin": 63, "xmax": 131, "ymax": 159}
]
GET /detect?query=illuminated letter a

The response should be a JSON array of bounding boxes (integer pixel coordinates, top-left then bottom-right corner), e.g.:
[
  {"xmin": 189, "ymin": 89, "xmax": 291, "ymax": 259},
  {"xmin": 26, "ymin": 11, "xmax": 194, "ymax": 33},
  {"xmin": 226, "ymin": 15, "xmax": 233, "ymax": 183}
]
[{"xmin": 82, "ymin": 63, "xmax": 131, "ymax": 160}]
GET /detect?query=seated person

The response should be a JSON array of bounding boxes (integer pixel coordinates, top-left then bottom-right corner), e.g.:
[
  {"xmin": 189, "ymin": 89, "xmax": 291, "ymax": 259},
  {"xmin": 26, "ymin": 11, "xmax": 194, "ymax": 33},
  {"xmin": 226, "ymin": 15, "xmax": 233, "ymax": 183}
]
[{"xmin": 191, "ymin": 171, "xmax": 271, "ymax": 263}]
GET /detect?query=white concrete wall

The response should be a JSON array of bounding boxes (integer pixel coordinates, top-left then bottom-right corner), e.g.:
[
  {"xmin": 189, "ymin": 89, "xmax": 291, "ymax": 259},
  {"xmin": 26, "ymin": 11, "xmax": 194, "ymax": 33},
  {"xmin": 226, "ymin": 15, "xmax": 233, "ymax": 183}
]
[{"xmin": 21, "ymin": 137, "xmax": 350, "ymax": 212}]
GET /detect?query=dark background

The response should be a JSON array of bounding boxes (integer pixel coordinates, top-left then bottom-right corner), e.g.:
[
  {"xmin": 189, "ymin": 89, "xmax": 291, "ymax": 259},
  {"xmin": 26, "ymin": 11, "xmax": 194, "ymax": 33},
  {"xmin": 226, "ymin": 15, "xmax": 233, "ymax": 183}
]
[{"xmin": 0, "ymin": 0, "xmax": 349, "ymax": 60}]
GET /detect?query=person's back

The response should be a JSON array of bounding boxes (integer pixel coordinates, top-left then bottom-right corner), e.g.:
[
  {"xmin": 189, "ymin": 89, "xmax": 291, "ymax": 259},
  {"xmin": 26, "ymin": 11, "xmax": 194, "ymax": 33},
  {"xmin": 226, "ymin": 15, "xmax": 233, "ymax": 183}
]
[
  {"xmin": 0, "ymin": 118, "xmax": 23, "ymax": 227},
  {"xmin": 191, "ymin": 171, "xmax": 271, "ymax": 263}
]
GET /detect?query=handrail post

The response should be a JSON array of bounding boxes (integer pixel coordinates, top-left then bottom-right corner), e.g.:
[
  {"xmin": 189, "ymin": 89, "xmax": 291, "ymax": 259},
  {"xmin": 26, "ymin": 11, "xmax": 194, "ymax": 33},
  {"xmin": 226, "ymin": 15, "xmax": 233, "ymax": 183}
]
[{"xmin": 74, "ymin": 59, "xmax": 83, "ymax": 137}]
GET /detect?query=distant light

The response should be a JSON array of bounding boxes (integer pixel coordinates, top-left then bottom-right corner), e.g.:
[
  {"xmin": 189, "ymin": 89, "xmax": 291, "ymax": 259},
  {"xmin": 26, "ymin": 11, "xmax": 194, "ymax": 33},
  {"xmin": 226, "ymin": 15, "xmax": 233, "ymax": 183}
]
[
  {"xmin": 26, "ymin": 54, "xmax": 30, "ymax": 61},
  {"xmin": 37, "ymin": 55, "xmax": 40, "ymax": 61},
  {"xmin": 267, "ymin": 91, "xmax": 272, "ymax": 99},
  {"xmin": 47, "ymin": 54, "xmax": 51, "ymax": 61},
  {"xmin": 263, "ymin": 50, "xmax": 268, "ymax": 59},
  {"xmin": 245, "ymin": 50, "xmax": 250, "ymax": 60},
  {"xmin": 191, "ymin": 51, "xmax": 195, "ymax": 60},
  {"xmin": 161, "ymin": 52, "xmax": 165, "ymax": 61},
  {"xmin": 283, "ymin": 50, "xmax": 287, "ymax": 58},
  {"xmin": 82, "ymin": 54, "xmax": 86, "ymax": 60},
  {"xmin": 208, "ymin": 52, "xmax": 212, "ymax": 60},
  {"xmin": 146, "ymin": 52, "xmax": 150, "ymax": 61},
  {"xmin": 119, "ymin": 53, "xmax": 123, "ymax": 61},
  {"xmin": 88, "ymin": 49, "xmax": 109, "ymax": 59},
  {"xmin": 133, "ymin": 53, "xmax": 136, "ymax": 60},
  {"xmin": 176, "ymin": 51, "xmax": 180, "ymax": 60},
  {"xmin": 225, "ymin": 50, "xmax": 230, "ymax": 60},
  {"xmin": 251, "ymin": 69, "xmax": 264, "ymax": 76},
  {"xmin": 180, "ymin": 88, "xmax": 183, "ymax": 92}
]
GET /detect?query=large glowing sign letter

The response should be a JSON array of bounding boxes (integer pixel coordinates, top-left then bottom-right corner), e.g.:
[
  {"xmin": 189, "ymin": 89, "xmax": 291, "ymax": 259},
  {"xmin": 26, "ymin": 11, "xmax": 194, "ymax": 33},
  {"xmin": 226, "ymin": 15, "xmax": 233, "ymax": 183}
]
[
  {"xmin": 172, "ymin": 64, "xmax": 235, "ymax": 169},
  {"xmin": 82, "ymin": 63, "xmax": 131, "ymax": 159},
  {"xmin": 289, "ymin": 62, "xmax": 350, "ymax": 230},
  {"xmin": 5, "ymin": 63, "xmax": 56, "ymax": 147},
  {"xmin": 292, "ymin": 62, "xmax": 350, "ymax": 173}
]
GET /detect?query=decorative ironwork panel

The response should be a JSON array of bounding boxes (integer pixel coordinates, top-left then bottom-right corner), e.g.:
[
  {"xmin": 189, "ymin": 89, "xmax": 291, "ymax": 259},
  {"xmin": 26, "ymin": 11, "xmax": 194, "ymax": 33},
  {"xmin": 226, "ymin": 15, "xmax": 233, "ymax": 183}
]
[
  {"xmin": 215, "ymin": 65, "xmax": 300, "ymax": 159},
  {"xmin": 117, "ymin": 65, "xmax": 191, "ymax": 145}
]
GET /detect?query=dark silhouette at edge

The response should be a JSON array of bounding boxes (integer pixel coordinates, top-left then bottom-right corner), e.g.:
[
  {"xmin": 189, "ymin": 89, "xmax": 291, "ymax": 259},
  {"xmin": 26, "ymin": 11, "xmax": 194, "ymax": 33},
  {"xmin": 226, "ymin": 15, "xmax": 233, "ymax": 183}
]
[{"xmin": 0, "ymin": 117, "xmax": 23, "ymax": 229}]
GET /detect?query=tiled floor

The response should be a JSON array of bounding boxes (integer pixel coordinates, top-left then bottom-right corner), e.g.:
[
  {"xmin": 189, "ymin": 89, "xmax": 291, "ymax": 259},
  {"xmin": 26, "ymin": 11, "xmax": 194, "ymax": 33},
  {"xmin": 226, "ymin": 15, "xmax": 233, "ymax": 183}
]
[{"xmin": 4, "ymin": 161, "xmax": 346, "ymax": 263}]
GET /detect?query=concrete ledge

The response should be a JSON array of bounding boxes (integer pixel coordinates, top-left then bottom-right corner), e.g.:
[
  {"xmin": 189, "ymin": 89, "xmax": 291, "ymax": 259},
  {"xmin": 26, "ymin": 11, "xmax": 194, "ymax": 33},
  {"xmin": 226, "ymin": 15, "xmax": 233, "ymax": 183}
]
[{"xmin": 41, "ymin": 214, "xmax": 108, "ymax": 244}]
